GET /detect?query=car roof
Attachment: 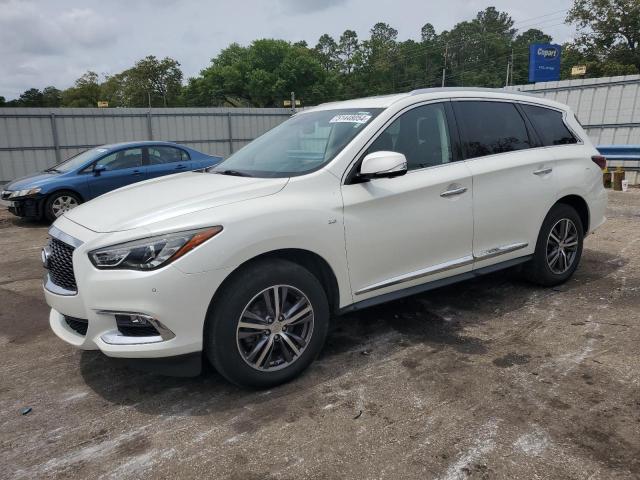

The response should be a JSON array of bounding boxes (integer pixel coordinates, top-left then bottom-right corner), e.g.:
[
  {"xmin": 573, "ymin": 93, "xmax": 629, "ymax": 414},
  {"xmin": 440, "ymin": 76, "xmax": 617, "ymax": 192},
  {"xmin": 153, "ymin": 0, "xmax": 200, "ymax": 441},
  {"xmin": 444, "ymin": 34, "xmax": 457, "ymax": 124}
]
[
  {"xmin": 98, "ymin": 141, "xmax": 189, "ymax": 151},
  {"xmin": 305, "ymin": 87, "xmax": 570, "ymax": 113}
]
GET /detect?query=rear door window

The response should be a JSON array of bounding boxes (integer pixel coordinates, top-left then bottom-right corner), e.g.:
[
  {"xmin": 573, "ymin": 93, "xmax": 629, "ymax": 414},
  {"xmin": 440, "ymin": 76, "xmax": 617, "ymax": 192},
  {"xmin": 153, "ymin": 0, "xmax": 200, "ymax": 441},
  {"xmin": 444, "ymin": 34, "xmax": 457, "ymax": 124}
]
[
  {"xmin": 453, "ymin": 101, "xmax": 532, "ymax": 159},
  {"xmin": 148, "ymin": 146, "xmax": 190, "ymax": 165},
  {"xmin": 521, "ymin": 104, "xmax": 578, "ymax": 146}
]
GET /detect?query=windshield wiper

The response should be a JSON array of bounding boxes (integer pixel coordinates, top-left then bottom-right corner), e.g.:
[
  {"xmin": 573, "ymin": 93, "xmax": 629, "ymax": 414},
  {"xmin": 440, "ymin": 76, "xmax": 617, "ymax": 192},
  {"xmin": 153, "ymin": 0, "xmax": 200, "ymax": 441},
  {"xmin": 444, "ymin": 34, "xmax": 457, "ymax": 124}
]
[
  {"xmin": 44, "ymin": 168, "xmax": 61, "ymax": 173},
  {"xmin": 215, "ymin": 169, "xmax": 253, "ymax": 177}
]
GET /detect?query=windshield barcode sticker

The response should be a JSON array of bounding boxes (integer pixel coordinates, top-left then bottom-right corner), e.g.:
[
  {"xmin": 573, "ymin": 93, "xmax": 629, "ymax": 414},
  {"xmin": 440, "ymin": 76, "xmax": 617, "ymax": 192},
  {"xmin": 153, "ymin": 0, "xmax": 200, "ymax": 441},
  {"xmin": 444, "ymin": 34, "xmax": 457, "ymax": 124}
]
[{"xmin": 329, "ymin": 113, "xmax": 372, "ymax": 124}]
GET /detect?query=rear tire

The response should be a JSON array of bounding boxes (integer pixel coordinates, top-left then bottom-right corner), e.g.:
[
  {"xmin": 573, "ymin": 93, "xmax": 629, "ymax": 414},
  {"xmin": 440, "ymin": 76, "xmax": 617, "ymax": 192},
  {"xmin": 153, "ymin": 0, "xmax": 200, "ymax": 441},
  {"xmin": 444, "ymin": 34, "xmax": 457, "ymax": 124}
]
[
  {"xmin": 204, "ymin": 258, "xmax": 329, "ymax": 388},
  {"xmin": 523, "ymin": 203, "xmax": 584, "ymax": 287},
  {"xmin": 44, "ymin": 191, "xmax": 81, "ymax": 222}
]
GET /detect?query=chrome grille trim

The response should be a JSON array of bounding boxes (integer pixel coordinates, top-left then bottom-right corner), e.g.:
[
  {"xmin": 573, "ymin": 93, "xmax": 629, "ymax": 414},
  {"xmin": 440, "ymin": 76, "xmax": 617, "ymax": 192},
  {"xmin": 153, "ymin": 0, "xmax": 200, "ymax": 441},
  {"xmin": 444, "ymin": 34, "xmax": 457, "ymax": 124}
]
[
  {"xmin": 44, "ymin": 228, "xmax": 83, "ymax": 295},
  {"xmin": 49, "ymin": 225, "xmax": 84, "ymax": 248}
]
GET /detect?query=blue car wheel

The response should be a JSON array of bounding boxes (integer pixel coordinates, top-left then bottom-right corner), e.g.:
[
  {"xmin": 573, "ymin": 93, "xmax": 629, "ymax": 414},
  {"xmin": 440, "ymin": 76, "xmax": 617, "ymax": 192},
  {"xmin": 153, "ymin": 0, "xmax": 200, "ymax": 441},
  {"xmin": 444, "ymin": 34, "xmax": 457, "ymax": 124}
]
[{"xmin": 44, "ymin": 191, "xmax": 82, "ymax": 222}]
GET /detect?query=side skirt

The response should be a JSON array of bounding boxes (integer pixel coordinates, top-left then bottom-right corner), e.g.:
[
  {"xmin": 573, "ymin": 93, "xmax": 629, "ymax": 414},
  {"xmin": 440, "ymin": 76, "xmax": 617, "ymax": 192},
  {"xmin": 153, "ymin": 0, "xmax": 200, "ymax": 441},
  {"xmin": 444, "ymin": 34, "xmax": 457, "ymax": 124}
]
[{"xmin": 338, "ymin": 255, "xmax": 532, "ymax": 314}]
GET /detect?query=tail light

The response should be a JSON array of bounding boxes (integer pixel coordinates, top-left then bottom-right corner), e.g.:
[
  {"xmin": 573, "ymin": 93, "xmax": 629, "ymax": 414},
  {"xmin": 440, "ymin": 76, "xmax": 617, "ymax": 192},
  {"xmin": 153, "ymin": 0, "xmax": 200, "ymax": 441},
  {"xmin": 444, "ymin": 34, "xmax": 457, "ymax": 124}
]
[{"xmin": 591, "ymin": 155, "xmax": 606, "ymax": 169}]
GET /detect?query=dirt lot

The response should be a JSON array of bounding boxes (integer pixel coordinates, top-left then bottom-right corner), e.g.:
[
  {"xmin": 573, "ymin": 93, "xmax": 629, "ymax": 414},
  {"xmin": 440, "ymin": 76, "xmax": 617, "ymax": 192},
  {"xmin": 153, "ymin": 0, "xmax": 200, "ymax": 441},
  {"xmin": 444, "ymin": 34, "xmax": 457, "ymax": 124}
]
[{"xmin": 1, "ymin": 190, "xmax": 639, "ymax": 480}]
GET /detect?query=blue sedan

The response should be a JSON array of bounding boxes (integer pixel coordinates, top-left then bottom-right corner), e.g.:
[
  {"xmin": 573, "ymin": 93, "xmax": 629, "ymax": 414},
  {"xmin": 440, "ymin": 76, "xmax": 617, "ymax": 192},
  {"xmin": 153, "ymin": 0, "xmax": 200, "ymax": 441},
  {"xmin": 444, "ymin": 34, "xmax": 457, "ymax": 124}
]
[{"xmin": 0, "ymin": 141, "xmax": 222, "ymax": 221}]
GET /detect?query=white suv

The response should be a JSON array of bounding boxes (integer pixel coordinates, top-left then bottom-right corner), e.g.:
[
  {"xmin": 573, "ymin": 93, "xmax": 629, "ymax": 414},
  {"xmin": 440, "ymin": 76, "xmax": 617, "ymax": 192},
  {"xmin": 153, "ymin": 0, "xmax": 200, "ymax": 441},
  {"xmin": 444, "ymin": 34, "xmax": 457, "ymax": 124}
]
[{"xmin": 44, "ymin": 88, "xmax": 607, "ymax": 387}]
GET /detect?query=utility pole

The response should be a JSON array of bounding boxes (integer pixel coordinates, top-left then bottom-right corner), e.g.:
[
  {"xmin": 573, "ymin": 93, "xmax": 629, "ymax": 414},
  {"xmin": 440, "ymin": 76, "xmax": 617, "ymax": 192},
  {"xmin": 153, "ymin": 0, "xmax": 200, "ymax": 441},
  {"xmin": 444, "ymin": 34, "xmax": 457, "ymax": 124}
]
[
  {"xmin": 505, "ymin": 48, "xmax": 514, "ymax": 87},
  {"xmin": 290, "ymin": 91, "xmax": 296, "ymax": 114},
  {"xmin": 505, "ymin": 57, "xmax": 510, "ymax": 87},
  {"xmin": 441, "ymin": 43, "xmax": 448, "ymax": 87},
  {"xmin": 510, "ymin": 48, "xmax": 514, "ymax": 86}
]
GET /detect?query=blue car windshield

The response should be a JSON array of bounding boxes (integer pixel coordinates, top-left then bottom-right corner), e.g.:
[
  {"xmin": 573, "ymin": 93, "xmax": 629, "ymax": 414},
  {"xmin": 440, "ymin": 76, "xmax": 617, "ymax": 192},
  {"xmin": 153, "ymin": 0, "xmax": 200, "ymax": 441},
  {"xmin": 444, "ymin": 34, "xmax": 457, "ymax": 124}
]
[
  {"xmin": 47, "ymin": 147, "xmax": 109, "ymax": 173},
  {"xmin": 211, "ymin": 108, "xmax": 382, "ymax": 178}
]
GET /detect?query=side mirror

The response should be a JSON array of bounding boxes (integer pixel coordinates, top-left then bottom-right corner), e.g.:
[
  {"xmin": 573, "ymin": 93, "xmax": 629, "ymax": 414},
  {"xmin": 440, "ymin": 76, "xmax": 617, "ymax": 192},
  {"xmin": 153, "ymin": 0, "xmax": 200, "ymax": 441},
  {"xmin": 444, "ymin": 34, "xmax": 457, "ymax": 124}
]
[
  {"xmin": 93, "ymin": 164, "xmax": 106, "ymax": 176},
  {"xmin": 360, "ymin": 151, "xmax": 407, "ymax": 180}
]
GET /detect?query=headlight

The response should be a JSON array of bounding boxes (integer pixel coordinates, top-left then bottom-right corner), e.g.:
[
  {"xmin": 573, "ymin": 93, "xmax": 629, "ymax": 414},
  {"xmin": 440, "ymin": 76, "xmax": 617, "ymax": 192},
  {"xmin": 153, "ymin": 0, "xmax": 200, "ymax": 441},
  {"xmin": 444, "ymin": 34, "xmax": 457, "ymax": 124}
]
[
  {"xmin": 9, "ymin": 187, "xmax": 41, "ymax": 198},
  {"xmin": 89, "ymin": 226, "xmax": 223, "ymax": 270}
]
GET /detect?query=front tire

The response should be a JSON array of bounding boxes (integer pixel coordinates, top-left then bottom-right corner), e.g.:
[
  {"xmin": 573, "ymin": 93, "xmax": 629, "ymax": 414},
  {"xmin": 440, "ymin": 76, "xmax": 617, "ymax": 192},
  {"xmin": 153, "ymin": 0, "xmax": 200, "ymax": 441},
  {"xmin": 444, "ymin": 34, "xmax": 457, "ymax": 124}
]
[
  {"xmin": 523, "ymin": 203, "xmax": 584, "ymax": 287},
  {"xmin": 44, "ymin": 191, "xmax": 81, "ymax": 222},
  {"xmin": 205, "ymin": 259, "xmax": 329, "ymax": 388}
]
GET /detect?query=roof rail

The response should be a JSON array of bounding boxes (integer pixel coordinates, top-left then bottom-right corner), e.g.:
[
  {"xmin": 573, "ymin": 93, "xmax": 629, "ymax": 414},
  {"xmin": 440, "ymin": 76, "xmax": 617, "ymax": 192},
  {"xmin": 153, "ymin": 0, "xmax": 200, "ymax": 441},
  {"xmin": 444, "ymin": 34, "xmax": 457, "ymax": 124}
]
[{"xmin": 408, "ymin": 87, "xmax": 537, "ymax": 98}]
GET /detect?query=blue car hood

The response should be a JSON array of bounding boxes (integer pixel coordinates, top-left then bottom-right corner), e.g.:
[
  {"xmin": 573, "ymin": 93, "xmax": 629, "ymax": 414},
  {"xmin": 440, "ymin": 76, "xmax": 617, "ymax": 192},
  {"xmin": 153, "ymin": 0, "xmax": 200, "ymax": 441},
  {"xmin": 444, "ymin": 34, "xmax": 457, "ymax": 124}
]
[{"xmin": 5, "ymin": 171, "xmax": 60, "ymax": 191}]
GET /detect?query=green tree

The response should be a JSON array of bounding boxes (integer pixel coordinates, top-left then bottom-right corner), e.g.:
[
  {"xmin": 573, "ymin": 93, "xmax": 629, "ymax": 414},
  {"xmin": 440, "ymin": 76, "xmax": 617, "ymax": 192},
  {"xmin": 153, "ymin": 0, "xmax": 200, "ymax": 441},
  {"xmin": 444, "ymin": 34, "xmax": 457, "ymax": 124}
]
[
  {"xmin": 122, "ymin": 56, "xmax": 183, "ymax": 107},
  {"xmin": 18, "ymin": 88, "xmax": 44, "ymax": 106},
  {"xmin": 567, "ymin": 0, "xmax": 640, "ymax": 72},
  {"xmin": 421, "ymin": 23, "xmax": 436, "ymax": 42},
  {"xmin": 560, "ymin": 42, "xmax": 638, "ymax": 78},
  {"xmin": 184, "ymin": 39, "xmax": 334, "ymax": 107},
  {"xmin": 42, "ymin": 86, "xmax": 62, "ymax": 107},
  {"xmin": 511, "ymin": 29, "xmax": 553, "ymax": 84},
  {"xmin": 0, "ymin": 96, "xmax": 5, "ymax": 106},
  {"xmin": 441, "ymin": 7, "xmax": 516, "ymax": 87},
  {"xmin": 315, "ymin": 34, "xmax": 340, "ymax": 71},
  {"xmin": 338, "ymin": 30, "xmax": 359, "ymax": 74},
  {"xmin": 62, "ymin": 71, "xmax": 101, "ymax": 107}
]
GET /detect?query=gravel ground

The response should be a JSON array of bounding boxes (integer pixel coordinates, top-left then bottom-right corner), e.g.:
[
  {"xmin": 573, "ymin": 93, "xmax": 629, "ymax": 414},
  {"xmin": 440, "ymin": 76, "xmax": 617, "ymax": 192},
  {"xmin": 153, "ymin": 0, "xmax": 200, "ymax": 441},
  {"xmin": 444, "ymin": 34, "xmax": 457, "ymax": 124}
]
[{"xmin": 1, "ymin": 190, "xmax": 639, "ymax": 479}]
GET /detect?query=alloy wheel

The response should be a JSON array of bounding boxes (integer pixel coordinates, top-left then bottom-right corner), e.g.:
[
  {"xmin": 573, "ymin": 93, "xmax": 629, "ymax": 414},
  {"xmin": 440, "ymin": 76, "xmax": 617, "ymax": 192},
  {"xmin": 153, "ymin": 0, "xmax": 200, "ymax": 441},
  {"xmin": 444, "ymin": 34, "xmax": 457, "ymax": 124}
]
[
  {"xmin": 236, "ymin": 285, "xmax": 314, "ymax": 371},
  {"xmin": 51, "ymin": 195, "xmax": 79, "ymax": 217},
  {"xmin": 546, "ymin": 218, "xmax": 578, "ymax": 274}
]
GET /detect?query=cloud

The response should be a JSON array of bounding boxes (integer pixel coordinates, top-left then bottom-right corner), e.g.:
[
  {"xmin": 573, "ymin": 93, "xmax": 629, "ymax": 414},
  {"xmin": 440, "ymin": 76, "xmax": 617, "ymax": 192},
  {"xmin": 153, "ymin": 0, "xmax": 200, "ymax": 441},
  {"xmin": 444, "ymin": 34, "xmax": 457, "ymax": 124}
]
[
  {"xmin": 278, "ymin": 0, "xmax": 348, "ymax": 14},
  {"xmin": 0, "ymin": 0, "xmax": 121, "ymax": 97},
  {"xmin": 0, "ymin": 1, "xmax": 116, "ymax": 56},
  {"xmin": 0, "ymin": 0, "xmax": 574, "ymax": 100}
]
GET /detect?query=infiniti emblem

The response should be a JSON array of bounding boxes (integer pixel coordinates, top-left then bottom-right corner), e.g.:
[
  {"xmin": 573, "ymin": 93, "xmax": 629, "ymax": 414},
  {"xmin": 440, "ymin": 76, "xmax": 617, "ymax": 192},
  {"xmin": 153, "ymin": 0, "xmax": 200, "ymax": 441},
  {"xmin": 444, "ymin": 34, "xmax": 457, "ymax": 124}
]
[{"xmin": 41, "ymin": 245, "xmax": 51, "ymax": 269}]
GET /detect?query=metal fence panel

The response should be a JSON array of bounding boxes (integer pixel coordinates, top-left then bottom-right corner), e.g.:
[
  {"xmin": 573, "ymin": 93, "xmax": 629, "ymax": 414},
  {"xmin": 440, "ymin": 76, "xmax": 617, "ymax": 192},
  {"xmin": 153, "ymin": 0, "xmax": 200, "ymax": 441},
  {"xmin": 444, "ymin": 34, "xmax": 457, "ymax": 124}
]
[
  {"xmin": 0, "ymin": 107, "xmax": 292, "ymax": 182},
  {"xmin": 509, "ymin": 74, "xmax": 640, "ymax": 146}
]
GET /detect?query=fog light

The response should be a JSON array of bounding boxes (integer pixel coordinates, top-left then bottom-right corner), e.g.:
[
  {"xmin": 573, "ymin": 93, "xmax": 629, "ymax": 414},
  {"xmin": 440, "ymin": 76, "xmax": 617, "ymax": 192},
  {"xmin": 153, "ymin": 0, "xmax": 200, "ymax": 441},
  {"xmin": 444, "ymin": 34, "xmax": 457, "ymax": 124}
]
[
  {"xmin": 116, "ymin": 313, "xmax": 153, "ymax": 326},
  {"xmin": 97, "ymin": 310, "xmax": 175, "ymax": 341}
]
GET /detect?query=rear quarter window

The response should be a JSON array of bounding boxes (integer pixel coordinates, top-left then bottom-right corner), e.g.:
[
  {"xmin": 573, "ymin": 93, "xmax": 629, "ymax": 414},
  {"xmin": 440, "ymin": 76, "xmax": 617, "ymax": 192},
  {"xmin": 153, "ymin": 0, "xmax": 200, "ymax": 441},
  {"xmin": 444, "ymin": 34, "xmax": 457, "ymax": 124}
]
[{"xmin": 521, "ymin": 104, "xmax": 578, "ymax": 146}]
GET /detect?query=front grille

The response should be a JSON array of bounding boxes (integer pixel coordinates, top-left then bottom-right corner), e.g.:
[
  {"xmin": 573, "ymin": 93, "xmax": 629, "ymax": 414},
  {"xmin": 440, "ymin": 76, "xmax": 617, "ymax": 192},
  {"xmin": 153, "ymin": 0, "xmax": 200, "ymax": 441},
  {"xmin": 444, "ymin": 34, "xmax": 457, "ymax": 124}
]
[
  {"xmin": 48, "ymin": 237, "xmax": 77, "ymax": 291},
  {"xmin": 64, "ymin": 316, "xmax": 88, "ymax": 336}
]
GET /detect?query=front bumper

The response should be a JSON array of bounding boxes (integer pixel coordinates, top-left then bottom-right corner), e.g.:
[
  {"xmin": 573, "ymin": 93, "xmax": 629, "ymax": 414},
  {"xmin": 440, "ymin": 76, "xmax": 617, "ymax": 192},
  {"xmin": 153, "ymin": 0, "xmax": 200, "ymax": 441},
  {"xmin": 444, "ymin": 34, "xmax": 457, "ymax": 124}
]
[
  {"xmin": 44, "ymin": 217, "xmax": 233, "ymax": 362},
  {"xmin": 2, "ymin": 196, "xmax": 42, "ymax": 218}
]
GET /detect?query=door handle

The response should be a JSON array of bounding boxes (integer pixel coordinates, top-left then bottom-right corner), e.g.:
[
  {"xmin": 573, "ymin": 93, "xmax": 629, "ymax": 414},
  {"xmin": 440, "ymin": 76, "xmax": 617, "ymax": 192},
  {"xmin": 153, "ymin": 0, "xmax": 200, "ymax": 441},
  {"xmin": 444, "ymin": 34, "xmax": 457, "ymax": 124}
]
[
  {"xmin": 440, "ymin": 186, "xmax": 468, "ymax": 198},
  {"xmin": 174, "ymin": 164, "xmax": 186, "ymax": 170},
  {"xmin": 533, "ymin": 167, "xmax": 552, "ymax": 176},
  {"xmin": 131, "ymin": 170, "xmax": 143, "ymax": 176}
]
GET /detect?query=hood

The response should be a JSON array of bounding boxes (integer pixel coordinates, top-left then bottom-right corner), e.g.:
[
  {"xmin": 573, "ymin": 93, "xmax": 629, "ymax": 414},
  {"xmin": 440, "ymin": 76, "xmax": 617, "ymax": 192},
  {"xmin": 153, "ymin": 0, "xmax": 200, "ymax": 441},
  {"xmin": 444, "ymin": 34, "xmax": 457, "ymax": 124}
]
[
  {"xmin": 4, "ymin": 171, "xmax": 60, "ymax": 191},
  {"xmin": 64, "ymin": 171, "xmax": 288, "ymax": 233}
]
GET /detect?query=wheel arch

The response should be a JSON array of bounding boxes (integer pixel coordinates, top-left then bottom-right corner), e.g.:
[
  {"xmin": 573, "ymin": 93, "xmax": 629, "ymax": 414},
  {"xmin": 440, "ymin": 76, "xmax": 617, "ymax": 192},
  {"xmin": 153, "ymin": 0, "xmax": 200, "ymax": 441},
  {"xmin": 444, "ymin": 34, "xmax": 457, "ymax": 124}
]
[
  {"xmin": 555, "ymin": 194, "xmax": 590, "ymax": 233},
  {"xmin": 209, "ymin": 248, "xmax": 341, "ymax": 317},
  {"xmin": 41, "ymin": 188, "xmax": 85, "ymax": 217},
  {"xmin": 45, "ymin": 188, "xmax": 85, "ymax": 203}
]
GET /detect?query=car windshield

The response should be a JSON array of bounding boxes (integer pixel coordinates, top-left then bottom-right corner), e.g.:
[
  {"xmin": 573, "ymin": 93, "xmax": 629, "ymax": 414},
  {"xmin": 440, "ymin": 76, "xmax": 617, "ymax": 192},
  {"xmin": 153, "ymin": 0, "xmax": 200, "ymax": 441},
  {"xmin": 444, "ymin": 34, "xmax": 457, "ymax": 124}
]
[
  {"xmin": 46, "ymin": 147, "xmax": 110, "ymax": 173},
  {"xmin": 211, "ymin": 108, "xmax": 382, "ymax": 178}
]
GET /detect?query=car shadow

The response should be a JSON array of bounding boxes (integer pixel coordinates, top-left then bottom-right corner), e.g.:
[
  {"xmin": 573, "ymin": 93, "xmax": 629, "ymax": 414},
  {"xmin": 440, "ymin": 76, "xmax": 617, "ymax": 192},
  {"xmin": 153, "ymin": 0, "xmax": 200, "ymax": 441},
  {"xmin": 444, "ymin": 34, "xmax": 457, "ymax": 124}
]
[{"xmin": 79, "ymin": 249, "xmax": 625, "ymax": 417}]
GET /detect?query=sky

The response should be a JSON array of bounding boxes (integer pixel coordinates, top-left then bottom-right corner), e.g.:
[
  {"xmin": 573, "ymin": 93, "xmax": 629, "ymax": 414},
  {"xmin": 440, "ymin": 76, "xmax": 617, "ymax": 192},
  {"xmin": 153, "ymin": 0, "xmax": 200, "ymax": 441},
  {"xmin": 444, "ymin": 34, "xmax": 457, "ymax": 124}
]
[{"xmin": 0, "ymin": 0, "xmax": 576, "ymax": 100}]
